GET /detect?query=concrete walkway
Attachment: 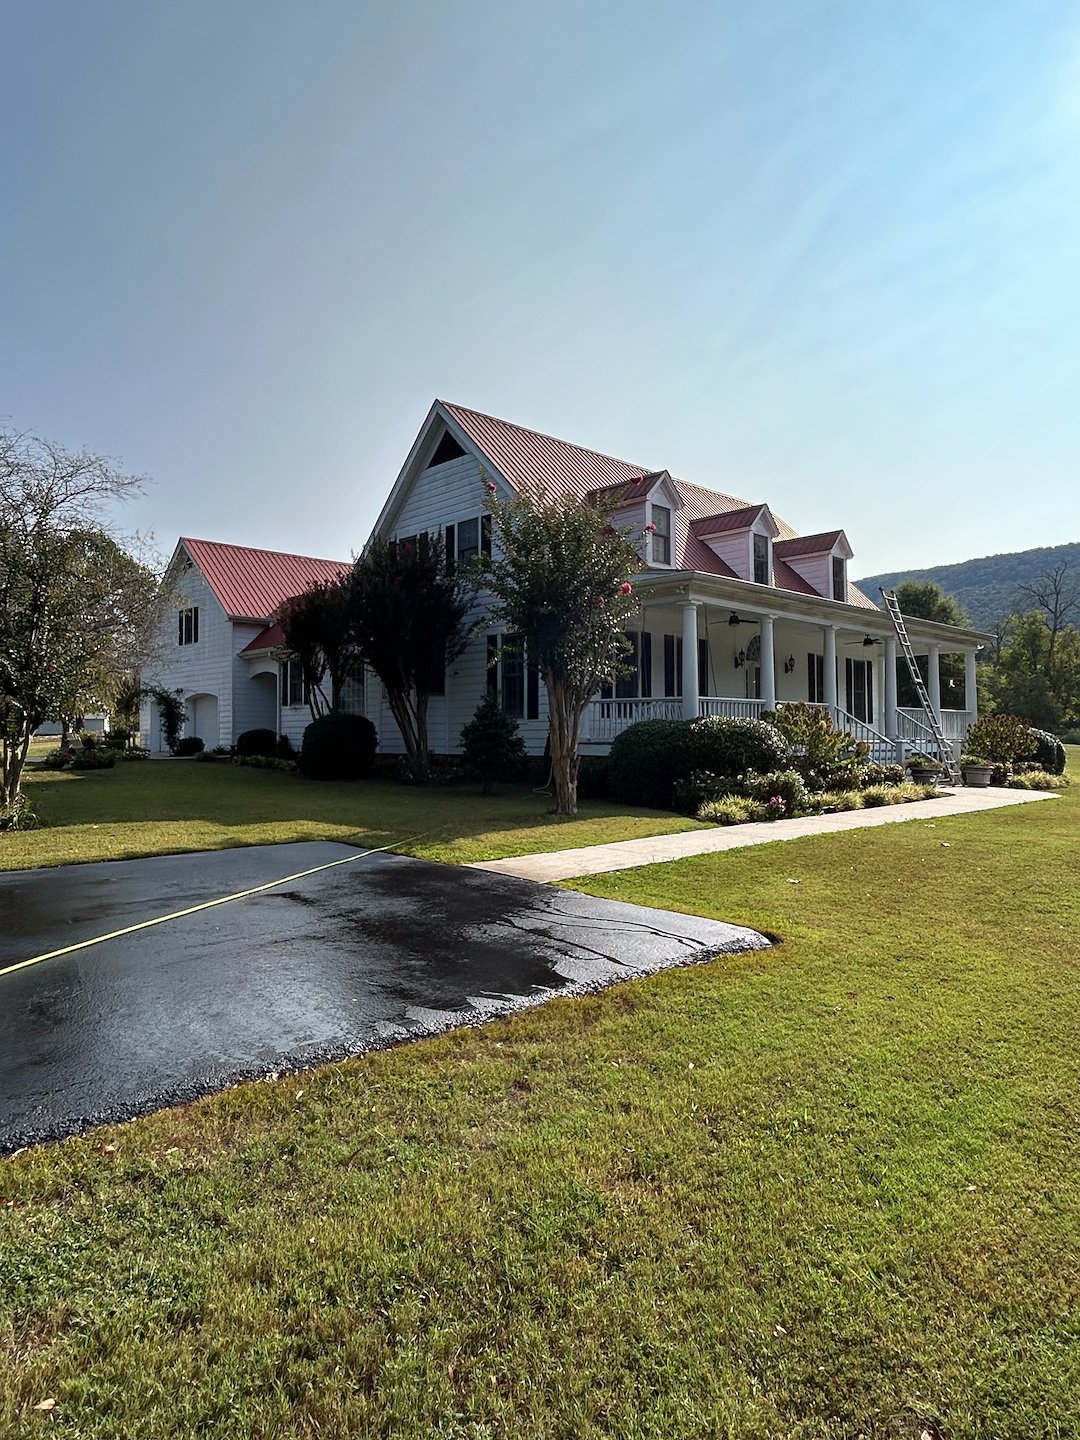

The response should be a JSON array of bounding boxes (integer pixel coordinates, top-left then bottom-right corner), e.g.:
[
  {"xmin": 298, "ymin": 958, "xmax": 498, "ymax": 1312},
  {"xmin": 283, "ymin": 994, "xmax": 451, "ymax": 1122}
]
[{"xmin": 470, "ymin": 786, "xmax": 1057, "ymax": 882}]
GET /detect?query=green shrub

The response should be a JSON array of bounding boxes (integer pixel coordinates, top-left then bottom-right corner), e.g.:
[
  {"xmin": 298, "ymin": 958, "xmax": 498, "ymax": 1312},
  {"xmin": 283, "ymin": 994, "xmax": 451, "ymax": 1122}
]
[
  {"xmin": 737, "ymin": 768, "xmax": 810, "ymax": 817},
  {"xmin": 1027, "ymin": 727, "xmax": 1066, "ymax": 775},
  {"xmin": 1007, "ymin": 770, "xmax": 1070, "ymax": 791},
  {"xmin": 174, "ymin": 736, "xmax": 205, "ymax": 756},
  {"xmin": 672, "ymin": 770, "xmax": 732, "ymax": 814},
  {"xmin": 301, "ymin": 713, "xmax": 378, "ymax": 780},
  {"xmin": 966, "ymin": 714, "xmax": 1038, "ymax": 767},
  {"xmin": 607, "ymin": 720, "xmax": 700, "ymax": 810},
  {"xmin": 817, "ymin": 790, "xmax": 864, "ymax": 812},
  {"xmin": 697, "ymin": 795, "xmax": 765, "ymax": 825},
  {"xmin": 764, "ymin": 702, "xmax": 861, "ymax": 791},
  {"xmin": 0, "ymin": 795, "xmax": 41, "ymax": 830},
  {"xmin": 1059, "ymin": 728, "xmax": 1080, "ymax": 745},
  {"xmin": 236, "ymin": 728, "xmax": 279, "ymax": 758},
  {"xmin": 77, "ymin": 730, "xmax": 99, "ymax": 749},
  {"xmin": 103, "ymin": 729, "xmax": 130, "ymax": 750},
  {"xmin": 276, "ymin": 735, "xmax": 296, "ymax": 760},
  {"xmin": 861, "ymin": 784, "xmax": 903, "ymax": 807},
  {"xmin": 609, "ymin": 716, "xmax": 788, "ymax": 811},
  {"xmin": 70, "ymin": 749, "xmax": 116, "ymax": 770},
  {"xmin": 690, "ymin": 715, "xmax": 788, "ymax": 779},
  {"xmin": 858, "ymin": 762, "xmax": 905, "ymax": 788},
  {"xmin": 232, "ymin": 755, "xmax": 298, "ymax": 773},
  {"xmin": 459, "ymin": 692, "xmax": 527, "ymax": 791},
  {"xmin": 38, "ymin": 747, "xmax": 73, "ymax": 770},
  {"xmin": 116, "ymin": 748, "xmax": 149, "ymax": 761}
]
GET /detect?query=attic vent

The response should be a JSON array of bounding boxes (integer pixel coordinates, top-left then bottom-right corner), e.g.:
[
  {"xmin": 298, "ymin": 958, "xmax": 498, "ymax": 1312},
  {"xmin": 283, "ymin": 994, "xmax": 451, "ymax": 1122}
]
[{"xmin": 426, "ymin": 431, "xmax": 466, "ymax": 468}]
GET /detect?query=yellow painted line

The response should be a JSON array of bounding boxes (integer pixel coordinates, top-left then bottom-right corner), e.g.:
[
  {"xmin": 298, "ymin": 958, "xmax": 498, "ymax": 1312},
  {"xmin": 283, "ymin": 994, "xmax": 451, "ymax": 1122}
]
[{"xmin": 0, "ymin": 840, "xmax": 424, "ymax": 980}]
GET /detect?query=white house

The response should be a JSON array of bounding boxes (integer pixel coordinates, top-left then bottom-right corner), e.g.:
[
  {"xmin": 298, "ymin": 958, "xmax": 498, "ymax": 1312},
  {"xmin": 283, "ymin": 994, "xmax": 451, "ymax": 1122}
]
[
  {"xmin": 146, "ymin": 402, "xmax": 987, "ymax": 761},
  {"xmin": 139, "ymin": 538, "xmax": 350, "ymax": 751},
  {"xmin": 365, "ymin": 400, "xmax": 989, "ymax": 760}
]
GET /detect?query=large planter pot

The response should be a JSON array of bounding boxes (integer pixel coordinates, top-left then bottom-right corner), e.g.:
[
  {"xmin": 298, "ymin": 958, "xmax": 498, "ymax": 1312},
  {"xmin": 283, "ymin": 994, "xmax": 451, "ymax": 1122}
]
[
  {"xmin": 908, "ymin": 768, "xmax": 940, "ymax": 785},
  {"xmin": 963, "ymin": 764, "xmax": 994, "ymax": 787}
]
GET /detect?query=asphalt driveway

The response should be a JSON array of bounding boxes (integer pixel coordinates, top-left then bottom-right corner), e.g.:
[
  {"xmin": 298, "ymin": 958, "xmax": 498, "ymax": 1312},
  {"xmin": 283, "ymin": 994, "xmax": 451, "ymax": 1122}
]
[{"xmin": 0, "ymin": 842, "xmax": 768, "ymax": 1151}]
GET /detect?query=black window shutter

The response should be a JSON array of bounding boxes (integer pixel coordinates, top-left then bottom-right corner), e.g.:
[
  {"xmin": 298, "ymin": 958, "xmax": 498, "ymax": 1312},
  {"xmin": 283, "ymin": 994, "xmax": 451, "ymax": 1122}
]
[
  {"xmin": 445, "ymin": 524, "xmax": 455, "ymax": 576},
  {"xmin": 663, "ymin": 635, "xmax": 676, "ymax": 697},
  {"xmin": 487, "ymin": 635, "xmax": 498, "ymax": 694},
  {"xmin": 481, "ymin": 514, "xmax": 492, "ymax": 556},
  {"xmin": 641, "ymin": 632, "xmax": 652, "ymax": 697},
  {"xmin": 527, "ymin": 661, "xmax": 540, "ymax": 719},
  {"xmin": 698, "ymin": 637, "xmax": 708, "ymax": 694}
]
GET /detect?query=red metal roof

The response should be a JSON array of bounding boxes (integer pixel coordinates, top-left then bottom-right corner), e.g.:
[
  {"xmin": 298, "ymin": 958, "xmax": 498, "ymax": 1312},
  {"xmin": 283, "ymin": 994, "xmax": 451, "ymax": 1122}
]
[
  {"xmin": 690, "ymin": 505, "xmax": 769, "ymax": 537},
  {"xmin": 437, "ymin": 402, "xmax": 874, "ymax": 606},
  {"xmin": 241, "ymin": 621, "xmax": 286, "ymax": 653},
  {"xmin": 774, "ymin": 530, "xmax": 846, "ymax": 559},
  {"xmin": 181, "ymin": 539, "xmax": 350, "ymax": 622}
]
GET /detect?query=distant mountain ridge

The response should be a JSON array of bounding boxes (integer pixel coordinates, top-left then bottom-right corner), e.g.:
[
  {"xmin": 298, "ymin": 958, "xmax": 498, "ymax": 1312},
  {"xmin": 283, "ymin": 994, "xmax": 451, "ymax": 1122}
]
[{"xmin": 856, "ymin": 540, "xmax": 1080, "ymax": 632}]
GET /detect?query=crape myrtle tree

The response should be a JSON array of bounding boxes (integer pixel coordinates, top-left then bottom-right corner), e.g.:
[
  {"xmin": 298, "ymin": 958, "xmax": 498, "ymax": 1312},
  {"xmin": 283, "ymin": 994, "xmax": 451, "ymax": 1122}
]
[
  {"xmin": 0, "ymin": 428, "xmax": 157, "ymax": 810},
  {"xmin": 477, "ymin": 482, "xmax": 643, "ymax": 816},
  {"xmin": 279, "ymin": 576, "xmax": 355, "ymax": 721},
  {"xmin": 347, "ymin": 531, "xmax": 472, "ymax": 781}
]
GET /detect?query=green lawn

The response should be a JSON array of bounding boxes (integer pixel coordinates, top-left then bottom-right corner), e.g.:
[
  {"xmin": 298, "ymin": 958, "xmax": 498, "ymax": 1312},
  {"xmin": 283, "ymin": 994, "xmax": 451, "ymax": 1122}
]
[
  {"xmin": 1, "ymin": 756, "xmax": 1078, "ymax": 1437},
  {"xmin": 3, "ymin": 758, "xmax": 704, "ymax": 870}
]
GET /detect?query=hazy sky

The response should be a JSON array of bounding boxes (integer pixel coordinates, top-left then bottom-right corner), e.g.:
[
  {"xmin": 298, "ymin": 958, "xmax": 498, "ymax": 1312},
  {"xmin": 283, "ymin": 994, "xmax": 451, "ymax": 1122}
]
[{"xmin": 3, "ymin": 1, "xmax": 1078, "ymax": 576}]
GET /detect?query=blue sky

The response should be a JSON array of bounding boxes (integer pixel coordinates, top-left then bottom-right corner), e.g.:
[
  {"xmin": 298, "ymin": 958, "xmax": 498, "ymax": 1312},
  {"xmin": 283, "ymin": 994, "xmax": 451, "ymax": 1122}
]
[{"xmin": 3, "ymin": 0, "xmax": 1078, "ymax": 576}]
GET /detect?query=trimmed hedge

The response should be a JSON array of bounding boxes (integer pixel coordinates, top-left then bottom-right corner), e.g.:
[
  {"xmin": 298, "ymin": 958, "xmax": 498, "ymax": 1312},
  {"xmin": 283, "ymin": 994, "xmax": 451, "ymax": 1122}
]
[
  {"xmin": 236, "ymin": 728, "xmax": 279, "ymax": 758},
  {"xmin": 174, "ymin": 736, "xmax": 205, "ymax": 756},
  {"xmin": 608, "ymin": 716, "xmax": 789, "ymax": 811},
  {"xmin": 1028, "ymin": 727, "xmax": 1066, "ymax": 776},
  {"xmin": 300, "ymin": 713, "xmax": 378, "ymax": 781}
]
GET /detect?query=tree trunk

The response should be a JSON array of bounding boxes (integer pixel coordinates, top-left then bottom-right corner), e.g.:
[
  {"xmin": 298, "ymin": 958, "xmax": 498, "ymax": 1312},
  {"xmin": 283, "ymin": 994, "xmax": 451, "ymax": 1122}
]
[
  {"xmin": 545, "ymin": 675, "xmax": 582, "ymax": 816},
  {"xmin": 383, "ymin": 685, "xmax": 431, "ymax": 781},
  {"xmin": 1, "ymin": 724, "xmax": 32, "ymax": 810}
]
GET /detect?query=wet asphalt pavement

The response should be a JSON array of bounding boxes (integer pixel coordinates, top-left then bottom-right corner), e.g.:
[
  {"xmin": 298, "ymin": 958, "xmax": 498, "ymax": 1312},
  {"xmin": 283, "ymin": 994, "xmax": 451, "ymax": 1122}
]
[{"xmin": 0, "ymin": 842, "xmax": 768, "ymax": 1151}]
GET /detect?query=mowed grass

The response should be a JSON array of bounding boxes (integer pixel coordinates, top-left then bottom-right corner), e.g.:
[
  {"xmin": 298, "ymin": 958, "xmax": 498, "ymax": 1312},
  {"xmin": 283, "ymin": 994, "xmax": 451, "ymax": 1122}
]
[
  {"xmin": 1, "ymin": 757, "xmax": 1078, "ymax": 1436},
  {"xmin": 3, "ymin": 759, "xmax": 704, "ymax": 870}
]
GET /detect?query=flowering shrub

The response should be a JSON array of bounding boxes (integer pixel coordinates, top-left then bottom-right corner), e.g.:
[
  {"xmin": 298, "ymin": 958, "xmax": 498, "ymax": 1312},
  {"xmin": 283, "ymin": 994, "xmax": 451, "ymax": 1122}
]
[{"xmin": 765, "ymin": 795, "xmax": 787, "ymax": 819}]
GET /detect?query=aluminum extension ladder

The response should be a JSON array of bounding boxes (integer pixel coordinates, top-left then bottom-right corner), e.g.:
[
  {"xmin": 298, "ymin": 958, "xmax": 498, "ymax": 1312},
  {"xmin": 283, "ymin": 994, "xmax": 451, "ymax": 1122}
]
[{"xmin": 880, "ymin": 588, "xmax": 961, "ymax": 785}]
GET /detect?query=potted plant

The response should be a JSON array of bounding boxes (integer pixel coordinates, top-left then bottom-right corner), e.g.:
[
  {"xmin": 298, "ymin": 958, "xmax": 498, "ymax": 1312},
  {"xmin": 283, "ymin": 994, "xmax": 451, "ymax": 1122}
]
[
  {"xmin": 960, "ymin": 754, "xmax": 994, "ymax": 787},
  {"xmin": 905, "ymin": 753, "xmax": 942, "ymax": 784}
]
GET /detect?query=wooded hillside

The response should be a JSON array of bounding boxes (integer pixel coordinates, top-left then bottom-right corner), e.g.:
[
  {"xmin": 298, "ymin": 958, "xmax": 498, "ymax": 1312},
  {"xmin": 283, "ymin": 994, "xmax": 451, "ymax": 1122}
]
[{"xmin": 856, "ymin": 540, "xmax": 1080, "ymax": 629}]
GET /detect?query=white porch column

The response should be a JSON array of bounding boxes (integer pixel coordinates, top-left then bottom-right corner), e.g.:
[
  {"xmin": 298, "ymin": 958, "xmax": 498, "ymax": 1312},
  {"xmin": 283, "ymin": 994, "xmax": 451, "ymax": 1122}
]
[
  {"xmin": 927, "ymin": 644, "xmax": 942, "ymax": 719},
  {"xmin": 965, "ymin": 650, "xmax": 978, "ymax": 727},
  {"xmin": 760, "ymin": 614, "xmax": 776, "ymax": 710},
  {"xmin": 823, "ymin": 625, "xmax": 838, "ymax": 718},
  {"xmin": 884, "ymin": 635, "xmax": 898, "ymax": 739},
  {"xmin": 681, "ymin": 601, "xmax": 699, "ymax": 720}
]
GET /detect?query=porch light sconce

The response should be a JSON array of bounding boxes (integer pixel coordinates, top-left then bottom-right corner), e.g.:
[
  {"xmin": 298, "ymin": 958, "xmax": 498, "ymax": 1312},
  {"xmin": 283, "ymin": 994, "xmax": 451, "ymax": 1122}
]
[
  {"xmin": 783, "ymin": 654, "xmax": 796, "ymax": 673},
  {"xmin": 734, "ymin": 649, "xmax": 746, "ymax": 669}
]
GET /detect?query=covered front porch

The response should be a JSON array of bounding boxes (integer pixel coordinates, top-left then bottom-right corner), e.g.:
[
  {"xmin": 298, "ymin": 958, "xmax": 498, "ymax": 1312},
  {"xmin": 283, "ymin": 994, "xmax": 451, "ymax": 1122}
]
[{"xmin": 579, "ymin": 576, "xmax": 982, "ymax": 759}]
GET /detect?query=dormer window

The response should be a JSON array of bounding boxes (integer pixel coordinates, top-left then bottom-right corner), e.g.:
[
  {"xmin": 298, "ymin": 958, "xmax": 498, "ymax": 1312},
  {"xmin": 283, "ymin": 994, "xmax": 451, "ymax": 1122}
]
[
  {"xmin": 753, "ymin": 533, "xmax": 770, "ymax": 585},
  {"xmin": 832, "ymin": 556, "xmax": 846, "ymax": 601},
  {"xmin": 650, "ymin": 505, "xmax": 671, "ymax": 565}
]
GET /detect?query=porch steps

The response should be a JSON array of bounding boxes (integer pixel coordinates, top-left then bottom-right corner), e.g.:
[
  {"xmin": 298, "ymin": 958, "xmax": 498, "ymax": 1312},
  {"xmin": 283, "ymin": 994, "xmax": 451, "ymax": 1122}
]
[{"xmin": 881, "ymin": 589, "xmax": 961, "ymax": 784}]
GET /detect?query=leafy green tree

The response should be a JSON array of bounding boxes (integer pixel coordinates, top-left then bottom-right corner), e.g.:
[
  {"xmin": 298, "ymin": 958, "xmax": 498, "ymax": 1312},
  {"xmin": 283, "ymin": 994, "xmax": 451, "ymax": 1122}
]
[
  {"xmin": 894, "ymin": 581, "xmax": 970, "ymax": 708},
  {"xmin": 0, "ymin": 429, "xmax": 156, "ymax": 809},
  {"xmin": 478, "ymin": 485, "xmax": 642, "ymax": 816},
  {"xmin": 347, "ymin": 533, "xmax": 472, "ymax": 781},
  {"xmin": 279, "ymin": 577, "xmax": 355, "ymax": 720},
  {"xmin": 988, "ymin": 611, "xmax": 1080, "ymax": 729}
]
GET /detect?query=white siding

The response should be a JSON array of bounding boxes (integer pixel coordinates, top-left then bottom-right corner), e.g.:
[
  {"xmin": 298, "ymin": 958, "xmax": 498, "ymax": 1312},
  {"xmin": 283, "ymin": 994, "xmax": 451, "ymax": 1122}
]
[
  {"xmin": 140, "ymin": 565, "xmax": 233, "ymax": 748},
  {"xmin": 391, "ymin": 454, "xmax": 487, "ymax": 540}
]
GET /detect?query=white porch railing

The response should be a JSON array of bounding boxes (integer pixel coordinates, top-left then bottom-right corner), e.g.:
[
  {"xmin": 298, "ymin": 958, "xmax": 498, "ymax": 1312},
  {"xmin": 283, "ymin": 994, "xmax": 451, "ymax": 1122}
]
[
  {"xmin": 698, "ymin": 697, "xmax": 767, "ymax": 721},
  {"xmin": 898, "ymin": 707, "xmax": 972, "ymax": 741},
  {"xmin": 581, "ymin": 697, "xmax": 684, "ymax": 743}
]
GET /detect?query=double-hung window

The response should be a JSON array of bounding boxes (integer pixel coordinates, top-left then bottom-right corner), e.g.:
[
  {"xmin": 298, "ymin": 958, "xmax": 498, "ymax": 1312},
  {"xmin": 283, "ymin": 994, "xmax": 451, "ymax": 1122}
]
[
  {"xmin": 650, "ymin": 506, "xmax": 671, "ymax": 565},
  {"xmin": 753, "ymin": 533, "xmax": 770, "ymax": 585},
  {"xmin": 445, "ymin": 515, "xmax": 492, "ymax": 575},
  {"xmin": 281, "ymin": 658, "xmax": 305, "ymax": 708},
  {"xmin": 832, "ymin": 556, "xmax": 846, "ymax": 601},
  {"xmin": 178, "ymin": 607, "xmax": 199, "ymax": 645},
  {"xmin": 486, "ymin": 633, "xmax": 538, "ymax": 719}
]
